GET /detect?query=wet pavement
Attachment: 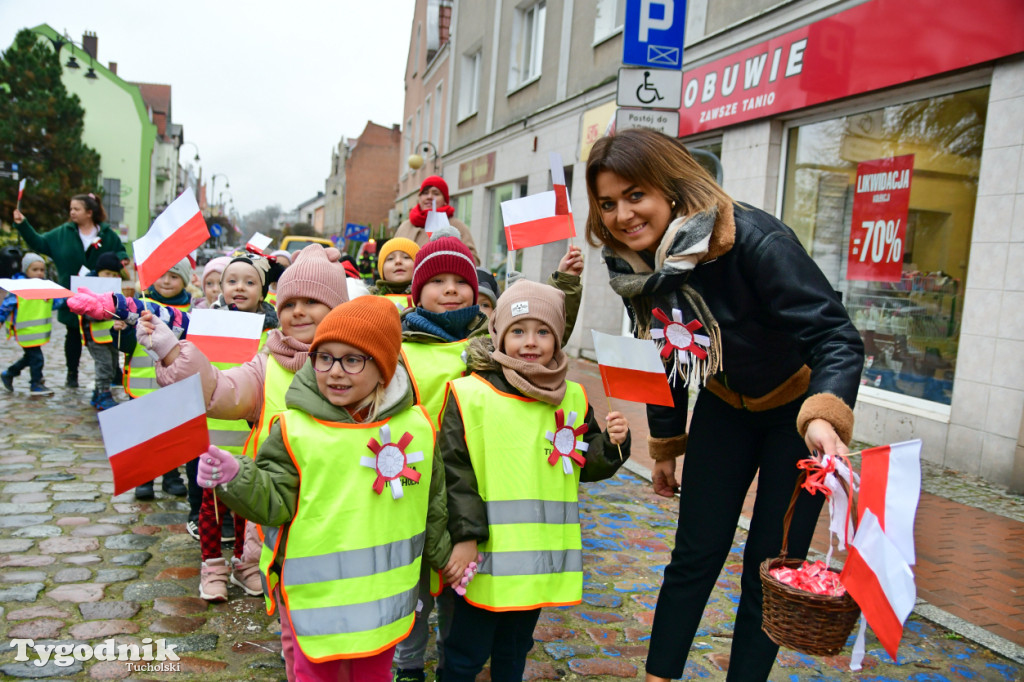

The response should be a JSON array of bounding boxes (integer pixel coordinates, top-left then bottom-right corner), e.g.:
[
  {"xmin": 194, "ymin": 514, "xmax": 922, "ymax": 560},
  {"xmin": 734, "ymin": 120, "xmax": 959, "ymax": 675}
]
[{"xmin": 0, "ymin": 327, "xmax": 1022, "ymax": 680}]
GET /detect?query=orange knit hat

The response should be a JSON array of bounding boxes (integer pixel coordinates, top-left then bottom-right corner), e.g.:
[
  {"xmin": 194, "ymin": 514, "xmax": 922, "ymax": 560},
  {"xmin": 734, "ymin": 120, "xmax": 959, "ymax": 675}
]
[{"xmin": 310, "ymin": 296, "xmax": 403, "ymax": 384}]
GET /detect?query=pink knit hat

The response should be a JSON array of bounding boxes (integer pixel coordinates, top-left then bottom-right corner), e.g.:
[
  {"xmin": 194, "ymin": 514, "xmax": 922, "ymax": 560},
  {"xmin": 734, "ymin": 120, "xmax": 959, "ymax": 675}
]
[
  {"xmin": 275, "ymin": 244, "xmax": 349, "ymax": 314},
  {"xmin": 201, "ymin": 257, "xmax": 231, "ymax": 284}
]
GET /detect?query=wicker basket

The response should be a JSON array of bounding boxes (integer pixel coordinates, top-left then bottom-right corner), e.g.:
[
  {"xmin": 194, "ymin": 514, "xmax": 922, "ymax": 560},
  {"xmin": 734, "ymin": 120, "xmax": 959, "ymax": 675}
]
[{"xmin": 759, "ymin": 472, "xmax": 861, "ymax": 656}]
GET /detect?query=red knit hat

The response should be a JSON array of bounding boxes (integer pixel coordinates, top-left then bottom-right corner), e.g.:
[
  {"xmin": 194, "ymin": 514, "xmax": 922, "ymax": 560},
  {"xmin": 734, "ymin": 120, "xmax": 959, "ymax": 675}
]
[
  {"xmin": 311, "ymin": 296, "xmax": 403, "ymax": 385},
  {"xmin": 411, "ymin": 236, "xmax": 478, "ymax": 305},
  {"xmin": 420, "ymin": 175, "xmax": 450, "ymax": 204}
]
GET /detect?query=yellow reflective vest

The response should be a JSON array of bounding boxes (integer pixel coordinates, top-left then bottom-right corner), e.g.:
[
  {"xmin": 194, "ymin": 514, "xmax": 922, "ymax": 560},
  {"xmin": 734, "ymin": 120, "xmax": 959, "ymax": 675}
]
[
  {"xmin": 12, "ymin": 298, "xmax": 53, "ymax": 348},
  {"xmin": 126, "ymin": 302, "xmax": 191, "ymax": 398},
  {"xmin": 267, "ymin": 406, "xmax": 435, "ymax": 661},
  {"xmin": 383, "ymin": 293, "xmax": 412, "ymax": 312},
  {"xmin": 400, "ymin": 339, "xmax": 469, "ymax": 429},
  {"xmin": 447, "ymin": 373, "xmax": 589, "ymax": 611},
  {"xmin": 81, "ymin": 317, "xmax": 115, "ymax": 345}
]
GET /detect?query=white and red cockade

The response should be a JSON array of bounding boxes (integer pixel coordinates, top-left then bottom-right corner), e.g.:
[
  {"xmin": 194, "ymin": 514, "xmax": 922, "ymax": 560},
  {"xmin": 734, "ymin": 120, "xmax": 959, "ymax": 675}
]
[
  {"xmin": 651, "ymin": 307, "xmax": 711, "ymax": 386},
  {"xmin": 545, "ymin": 409, "xmax": 590, "ymax": 475},
  {"xmin": 361, "ymin": 424, "xmax": 424, "ymax": 500}
]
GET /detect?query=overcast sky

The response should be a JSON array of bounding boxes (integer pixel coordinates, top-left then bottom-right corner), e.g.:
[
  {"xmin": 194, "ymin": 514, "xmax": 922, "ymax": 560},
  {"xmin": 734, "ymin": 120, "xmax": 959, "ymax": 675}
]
[{"xmin": 0, "ymin": 1, "xmax": 414, "ymax": 219}]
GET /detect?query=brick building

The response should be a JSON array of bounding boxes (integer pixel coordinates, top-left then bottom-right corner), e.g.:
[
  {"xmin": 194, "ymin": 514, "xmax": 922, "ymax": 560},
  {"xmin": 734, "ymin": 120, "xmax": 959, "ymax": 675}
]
[{"xmin": 340, "ymin": 121, "xmax": 402, "ymax": 233}]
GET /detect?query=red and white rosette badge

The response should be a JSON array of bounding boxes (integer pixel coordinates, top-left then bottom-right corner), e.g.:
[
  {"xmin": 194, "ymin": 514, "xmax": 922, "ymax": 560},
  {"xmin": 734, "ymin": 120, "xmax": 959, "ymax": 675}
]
[
  {"xmin": 651, "ymin": 308, "xmax": 711, "ymax": 385},
  {"xmin": 545, "ymin": 409, "xmax": 590, "ymax": 475},
  {"xmin": 361, "ymin": 424, "xmax": 423, "ymax": 499}
]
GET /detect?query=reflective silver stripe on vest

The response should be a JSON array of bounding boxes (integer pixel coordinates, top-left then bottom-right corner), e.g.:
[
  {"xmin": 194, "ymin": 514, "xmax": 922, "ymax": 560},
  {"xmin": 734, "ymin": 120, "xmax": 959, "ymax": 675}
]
[
  {"xmin": 264, "ymin": 525, "xmax": 279, "ymax": 551},
  {"xmin": 210, "ymin": 429, "xmax": 250, "ymax": 447},
  {"xmin": 16, "ymin": 332, "xmax": 51, "ymax": 343},
  {"xmin": 476, "ymin": 549, "xmax": 583, "ymax": 576},
  {"xmin": 130, "ymin": 355, "xmax": 156, "ymax": 368},
  {"xmin": 485, "ymin": 499, "xmax": 579, "ymax": 526},
  {"xmin": 284, "ymin": 532, "xmax": 425, "ymax": 586},
  {"xmin": 287, "ymin": 584, "xmax": 418, "ymax": 636},
  {"xmin": 127, "ymin": 377, "xmax": 160, "ymax": 390},
  {"xmin": 15, "ymin": 318, "xmax": 48, "ymax": 330}
]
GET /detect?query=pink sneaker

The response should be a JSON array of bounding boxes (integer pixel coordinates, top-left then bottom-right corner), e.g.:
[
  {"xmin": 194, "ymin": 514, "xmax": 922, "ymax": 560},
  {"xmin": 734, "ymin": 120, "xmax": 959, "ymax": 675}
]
[
  {"xmin": 231, "ymin": 556, "xmax": 263, "ymax": 596},
  {"xmin": 199, "ymin": 558, "xmax": 230, "ymax": 602}
]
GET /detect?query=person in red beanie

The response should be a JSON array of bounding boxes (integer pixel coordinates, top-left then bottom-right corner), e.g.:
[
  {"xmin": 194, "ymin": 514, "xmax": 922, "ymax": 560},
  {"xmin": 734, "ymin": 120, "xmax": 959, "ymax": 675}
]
[{"xmin": 395, "ymin": 176, "xmax": 480, "ymax": 265}]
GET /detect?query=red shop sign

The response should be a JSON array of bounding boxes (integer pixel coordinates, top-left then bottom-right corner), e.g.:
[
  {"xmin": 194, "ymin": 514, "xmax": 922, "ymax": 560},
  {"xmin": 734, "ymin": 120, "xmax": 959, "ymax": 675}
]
[
  {"xmin": 847, "ymin": 155, "xmax": 914, "ymax": 283},
  {"xmin": 677, "ymin": 0, "xmax": 1024, "ymax": 136}
]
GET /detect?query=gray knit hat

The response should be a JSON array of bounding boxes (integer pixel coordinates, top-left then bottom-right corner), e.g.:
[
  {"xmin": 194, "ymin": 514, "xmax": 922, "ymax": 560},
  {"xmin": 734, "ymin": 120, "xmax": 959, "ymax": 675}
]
[
  {"xmin": 167, "ymin": 258, "xmax": 193, "ymax": 286},
  {"xmin": 21, "ymin": 253, "xmax": 44, "ymax": 272}
]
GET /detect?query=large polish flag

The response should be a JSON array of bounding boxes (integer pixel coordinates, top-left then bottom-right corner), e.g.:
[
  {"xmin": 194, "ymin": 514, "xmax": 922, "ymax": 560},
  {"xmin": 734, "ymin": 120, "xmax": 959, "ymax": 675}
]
[
  {"xmin": 187, "ymin": 309, "xmax": 265, "ymax": 364},
  {"xmin": 133, "ymin": 191, "xmax": 210, "ymax": 290},
  {"xmin": 841, "ymin": 510, "xmax": 917, "ymax": 661},
  {"xmin": 0, "ymin": 278, "xmax": 73, "ymax": 300},
  {"xmin": 840, "ymin": 439, "xmax": 921, "ymax": 667},
  {"xmin": 98, "ymin": 374, "xmax": 209, "ymax": 495},
  {"xmin": 500, "ymin": 153, "xmax": 576, "ymax": 250},
  {"xmin": 591, "ymin": 330, "xmax": 674, "ymax": 407}
]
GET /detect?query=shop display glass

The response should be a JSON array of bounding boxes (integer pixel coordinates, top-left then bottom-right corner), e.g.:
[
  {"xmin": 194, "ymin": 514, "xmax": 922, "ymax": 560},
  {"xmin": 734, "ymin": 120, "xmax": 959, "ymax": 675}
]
[{"xmin": 781, "ymin": 87, "xmax": 988, "ymax": 405}]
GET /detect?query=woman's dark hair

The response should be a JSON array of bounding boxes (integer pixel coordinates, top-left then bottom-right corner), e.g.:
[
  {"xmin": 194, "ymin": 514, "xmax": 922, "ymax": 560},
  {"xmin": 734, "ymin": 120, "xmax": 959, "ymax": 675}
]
[
  {"xmin": 584, "ymin": 128, "xmax": 731, "ymax": 250},
  {"xmin": 71, "ymin": 193, "xmax": 107, "ymax": 224}
]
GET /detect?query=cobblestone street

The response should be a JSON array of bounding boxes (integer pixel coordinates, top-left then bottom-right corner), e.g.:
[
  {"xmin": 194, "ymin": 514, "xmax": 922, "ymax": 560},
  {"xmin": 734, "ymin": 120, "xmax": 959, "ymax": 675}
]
[{"xmin": 1, "ymin": 330, "xmax": 1023, "ymax": 680}]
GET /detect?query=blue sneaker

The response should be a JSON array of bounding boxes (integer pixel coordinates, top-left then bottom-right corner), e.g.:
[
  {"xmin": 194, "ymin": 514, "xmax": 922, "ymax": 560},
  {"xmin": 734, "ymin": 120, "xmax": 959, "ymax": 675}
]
[
  {"xmin": 29, "ymin": 383, "xmax": 54, "ymax": 396},
  {"xmin": 94, "ymin": 391, "xmax": 118, "ymax": 410},
  {"xmin": 1, "ymin": 371, "xmax": 13, "ymax": 392},
  {"xmin": 90, "ymin": 389, "xmax": 100, "ymax": 408}
]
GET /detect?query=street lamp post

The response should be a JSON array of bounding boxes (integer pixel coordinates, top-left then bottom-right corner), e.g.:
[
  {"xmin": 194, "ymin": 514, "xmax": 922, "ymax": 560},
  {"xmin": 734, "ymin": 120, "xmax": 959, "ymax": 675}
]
[
  {"xmin": 209, "ymin": 173, "xmax": 229, "ymax": 216},
  {"xmin": 177, "ymin": 141, "xmax": 201, "ymax": 197},
  {"xmin": 407, "ymin": 141, "xmax": 440, "ymax": 173},
  {"xmin": 36, "ymin": 30, "xmax": 102, "ymax": 81}
]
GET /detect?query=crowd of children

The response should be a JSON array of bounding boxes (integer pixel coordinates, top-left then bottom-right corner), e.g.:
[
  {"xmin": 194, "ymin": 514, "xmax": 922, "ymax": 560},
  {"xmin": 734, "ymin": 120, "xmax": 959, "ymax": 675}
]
[{"xmin": 7, "ymin": 193, "xmax": 630, "ymax": 681}]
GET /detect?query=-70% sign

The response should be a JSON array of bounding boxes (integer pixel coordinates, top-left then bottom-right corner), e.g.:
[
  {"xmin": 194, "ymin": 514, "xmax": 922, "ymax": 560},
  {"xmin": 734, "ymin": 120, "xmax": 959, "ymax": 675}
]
[{"xmin": 855, "ymin": 219, "xmax": 902, "ymax": 264}]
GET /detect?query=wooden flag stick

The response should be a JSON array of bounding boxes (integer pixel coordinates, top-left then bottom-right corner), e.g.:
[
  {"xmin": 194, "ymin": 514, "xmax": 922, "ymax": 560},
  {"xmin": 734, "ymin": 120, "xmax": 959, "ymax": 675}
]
[
  {"xmin": 212, "ymin": 488, "xmax": 220, "ymax": 524},
  {"xmin": 606, "ymin": 395, "xmax": 623, "ymax": 462}
]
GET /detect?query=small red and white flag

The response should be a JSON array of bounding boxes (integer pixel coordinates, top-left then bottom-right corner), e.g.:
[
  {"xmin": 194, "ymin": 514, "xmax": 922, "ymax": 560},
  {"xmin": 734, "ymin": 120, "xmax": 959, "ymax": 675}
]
[
  {"xmin": 424, "ymin": 198, "xmax": 452, "ymax": 235},
  {"xmin": 133, "ymin": 191, "xmax": 210, "ymax": 290},
  {"xmin": 246, "ymin": 232, "xmax": 273, "ymax": 255},
  {"xmin": 591, "ymin": 330, "xmax": 674, "ymax": 407},
  {"xmin": 0, "ymin": 278, "xmax": 73, "ymax": 300},
  {"xmin": 500, "ymin": 153, "xmax": 576, "ymax": 250},
  {"xmin": 69, "ymin": 276, "xmax": 123, "ymax": 296},
  {"xmin": 98, "ymin": 374, "xmax": 209, "ymax": 495},
  {"xmin": 840, "ymin": 510, "xmax": 916, "ymax": 663},
  {"xmin": 186, "ymin": 309, "xmax": 265, "ymax": 364},
  {"xmin": 840, "ymin": 439, "xmax": 921, "ymax": 669},
  {"xmin": 17, "ymin": 178, "xmax": 26, "ymax": 204}
]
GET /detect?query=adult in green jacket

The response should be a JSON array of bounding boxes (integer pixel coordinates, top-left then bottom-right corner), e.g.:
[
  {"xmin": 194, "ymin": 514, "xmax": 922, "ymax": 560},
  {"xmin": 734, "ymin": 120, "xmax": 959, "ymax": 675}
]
[{"xmin": 13, "ymin": 194, "xmax": 129, "ymax": 388}]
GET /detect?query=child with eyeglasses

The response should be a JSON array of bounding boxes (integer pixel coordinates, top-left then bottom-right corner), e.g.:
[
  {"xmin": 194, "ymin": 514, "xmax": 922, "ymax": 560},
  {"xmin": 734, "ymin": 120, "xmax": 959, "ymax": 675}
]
[{"xmin": 196, "ymin": 296, "xmax": 458, "ymax": 681}]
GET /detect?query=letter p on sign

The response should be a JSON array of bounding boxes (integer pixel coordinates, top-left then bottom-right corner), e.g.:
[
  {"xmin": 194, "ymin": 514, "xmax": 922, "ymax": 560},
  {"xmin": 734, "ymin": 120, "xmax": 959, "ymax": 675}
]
[{"xmin": 639, "ymin": 0, "xmax": 674, "ymax": 41}]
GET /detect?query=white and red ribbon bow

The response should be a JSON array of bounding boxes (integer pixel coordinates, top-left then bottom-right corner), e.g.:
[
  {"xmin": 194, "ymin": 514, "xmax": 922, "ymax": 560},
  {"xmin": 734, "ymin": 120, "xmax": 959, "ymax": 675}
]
[
  {"xmin": 650, "ymin": 308, "xmax": 711, "ymax": 387},
  {"xmin": 361, "ymin": 424, "xmax": 423, "ymax": 499},
  {"xmin": 545, "ymin": 409, "xmax": 589, "ymax": 475}
]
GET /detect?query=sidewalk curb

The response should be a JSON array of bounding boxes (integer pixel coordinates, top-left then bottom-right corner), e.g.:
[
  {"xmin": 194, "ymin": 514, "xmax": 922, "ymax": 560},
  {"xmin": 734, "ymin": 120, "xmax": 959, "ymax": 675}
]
[{"xmin": 620, "ymin": 458, "xmax": 1024, "ymax": 665}]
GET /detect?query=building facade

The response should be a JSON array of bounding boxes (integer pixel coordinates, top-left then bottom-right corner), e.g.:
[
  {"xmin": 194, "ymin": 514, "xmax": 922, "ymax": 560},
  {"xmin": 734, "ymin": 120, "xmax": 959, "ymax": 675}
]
[
  {"xmin": 324, "ymin": 138, "xmax": 349, "ymax": 237},
  {"xmin": 30, "ymin": 26, "xmax": 157, "ymax": 241},
  {"xmin": 395, "ymin": 0, "xmax": 454, "ymax": 226},
  {"xmin": 132, "ymin": 82, "xmax": 181, "ymax": 217},
  {"xmin": 343, "ymin": 122, "xmax": 403, "ymax": 233},
  {"xmin": 437, "ymin": 0, "xmax": 1024, "ymax": 488}
]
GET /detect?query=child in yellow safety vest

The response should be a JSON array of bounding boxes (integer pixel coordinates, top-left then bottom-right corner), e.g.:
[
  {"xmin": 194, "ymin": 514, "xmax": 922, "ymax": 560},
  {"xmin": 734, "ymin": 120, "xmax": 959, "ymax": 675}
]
[
  {"xmin": 133, "ymin": 245, "xmax": 347, "ymax": 638},
  {"xmin": 394, "ymin": 230, "xmax": 583, "ymax": 682},
  {"xmin": 196, "ymin": 296, "xmax": 459, "ymax": 681},
  {"xmin": 1, "ymin": 253, "xmax": 61, "ymax": 395},
  {"xmin": 369, "ymin": 237, "xmax": 420, "ymax": 312},
  {"xmin": 439, "ymin": 279, "xmax": 630, "ymax": 682},
  {"xmin": 82, "ymin": 252, "xmax": 129, "ymax": 411}
]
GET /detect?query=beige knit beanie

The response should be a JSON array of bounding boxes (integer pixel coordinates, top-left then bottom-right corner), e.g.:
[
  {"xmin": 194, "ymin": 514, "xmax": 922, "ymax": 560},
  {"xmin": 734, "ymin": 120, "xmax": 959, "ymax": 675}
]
[{"xmin": 489, "ymin": 280, "xmax": 566, "ymax": 351}]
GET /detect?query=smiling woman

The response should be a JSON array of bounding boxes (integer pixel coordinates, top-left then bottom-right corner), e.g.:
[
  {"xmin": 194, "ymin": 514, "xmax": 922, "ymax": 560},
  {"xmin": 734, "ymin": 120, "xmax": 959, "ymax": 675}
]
[{"xmin": 584, "ymin": 128, "xmax": 865, "ymax": 682}]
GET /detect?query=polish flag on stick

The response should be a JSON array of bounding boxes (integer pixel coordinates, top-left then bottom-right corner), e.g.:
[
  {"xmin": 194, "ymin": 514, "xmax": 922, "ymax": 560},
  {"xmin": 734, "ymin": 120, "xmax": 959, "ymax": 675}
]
[
  {"xmin": 98, "ymin": 374, "xmax": 209, "ymax": 496},
  {"xmin": 0, "ymin": 278, "xmax": 73, "ymax": 300},
  {"xmin": 840, "ymin": 439, "xmax": 921, "ymax": 668},
  {"xmin": 133, "ymin": 191, "xmax": 210, "ymax": 290},
  {"xmin": 591, "ymin": 330, "xmax": 674, "ymax": 407},
  {"xmin": 186, "ymin": 309, "xmax": 265, "ymax": 364},
  {"xmin": 424, "ymin": 198, "xmax": 452, "ymax": 235},
  {"xmin": 500, "ymin": 153, "xmax": 576, "ymax": 250},
  {"xmin": 246, "ymin": 232, "xmax": 273, "ymax": 256},
  {"xmin": 17, "ymin": 178, "xmax": 26, "ymax": 210}
]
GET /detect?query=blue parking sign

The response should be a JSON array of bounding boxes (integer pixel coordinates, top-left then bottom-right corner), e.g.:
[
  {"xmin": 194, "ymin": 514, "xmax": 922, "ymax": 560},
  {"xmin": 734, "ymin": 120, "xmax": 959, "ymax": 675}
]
[{"xmin": 623, "ymin": 0, "xmax": 687, "ymax": 70}]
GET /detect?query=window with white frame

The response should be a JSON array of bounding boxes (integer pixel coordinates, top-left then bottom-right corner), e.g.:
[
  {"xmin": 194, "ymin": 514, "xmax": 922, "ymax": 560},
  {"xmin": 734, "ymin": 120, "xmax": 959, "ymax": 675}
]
[
  {"xmin": 433, "ymin": 82, "xmax": 443, "ymax": 145},
  {"xmin": 459, "ymin": 51, "xmax": 481, "ymax": 120},
  {"xmin": 593, "ymin": 0, "xmax": 624, "ymax": 42},
  {"xmin": 508, "ymin": 1, "xmax": 546, "ymax": 91}
]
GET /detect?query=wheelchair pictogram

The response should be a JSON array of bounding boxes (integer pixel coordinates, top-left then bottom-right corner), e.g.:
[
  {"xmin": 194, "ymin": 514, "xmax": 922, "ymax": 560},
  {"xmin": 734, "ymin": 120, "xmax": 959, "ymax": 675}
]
[{"xmin": 635, "ymin": 71, "xmax": 664, "ymax": 105}]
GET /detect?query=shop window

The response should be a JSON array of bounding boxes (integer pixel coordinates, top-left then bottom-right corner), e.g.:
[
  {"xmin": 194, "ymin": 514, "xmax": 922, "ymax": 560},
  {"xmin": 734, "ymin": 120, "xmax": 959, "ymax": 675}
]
[
  {"xmin": 686, "ymin": 140, "xmax": 723, "ymax": 184},
  {"xmin": 452, "ymin": 192, "xmax": 472, "ymax": 227},
  {"xmin": 486, "ymin": 181, "xmax": 528, "ymax": 277},
  {"xmin": 781, "ymin": 87, "xmax": 988, "ymax": 406}
]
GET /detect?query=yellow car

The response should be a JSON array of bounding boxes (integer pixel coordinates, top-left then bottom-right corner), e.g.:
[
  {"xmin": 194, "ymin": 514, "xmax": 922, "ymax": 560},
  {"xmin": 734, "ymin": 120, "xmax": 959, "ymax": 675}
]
[{"xmin": 280, "ymin": 235, "xmax": 334, "ymax": 254}]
